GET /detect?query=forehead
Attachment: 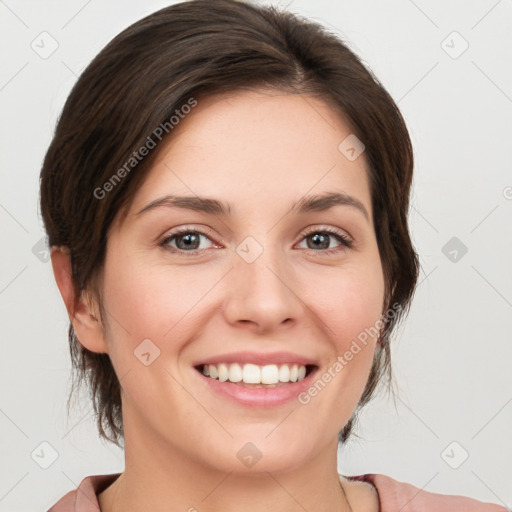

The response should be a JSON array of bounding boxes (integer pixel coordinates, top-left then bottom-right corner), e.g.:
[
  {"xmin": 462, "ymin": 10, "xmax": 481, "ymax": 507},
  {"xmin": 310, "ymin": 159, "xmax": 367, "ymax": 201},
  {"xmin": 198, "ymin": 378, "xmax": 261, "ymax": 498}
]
[{"xmin": 127, "ymin": 89, "xmax": 372, "ymax": 222}]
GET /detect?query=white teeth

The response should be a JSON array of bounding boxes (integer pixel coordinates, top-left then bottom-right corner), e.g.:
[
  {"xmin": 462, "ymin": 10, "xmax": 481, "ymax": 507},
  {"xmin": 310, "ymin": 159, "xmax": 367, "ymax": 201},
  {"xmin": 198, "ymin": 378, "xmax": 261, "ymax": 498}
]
[
  {"xmin": 290, "ymin": 364, "xmax": 298, "ymax": 382},
  {"xmin": 201, "ymin": 362, "xmax": 309, "ymax": 384},
  {"xmin": 243, "ymin": 363, "xmax": 261, "ymax": 384},
  {"xmin": 278, "ymin": 364, "xmax": 290, "ymax": 382},
  {"xmin": 218, "ymin": 363, "xmax": 229, "ymax": 382},
  {"xmin": 228, "ymin": 363, "xmax": 243, "ymax": 383},
  {"xmin": 261, "ymin": 364, "xmax": 279, "ymax": 384},
  {"xmin": 209, "ymin": 364, "xmax": 218, "ymax": 379}
]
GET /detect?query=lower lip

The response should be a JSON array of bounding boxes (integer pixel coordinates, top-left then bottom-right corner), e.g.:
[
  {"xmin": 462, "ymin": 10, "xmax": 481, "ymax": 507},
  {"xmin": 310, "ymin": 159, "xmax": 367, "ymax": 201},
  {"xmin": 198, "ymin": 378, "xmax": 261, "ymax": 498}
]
[{"xmin": 195, "ymin": 368, "xmax": 317, "ymax": 407}]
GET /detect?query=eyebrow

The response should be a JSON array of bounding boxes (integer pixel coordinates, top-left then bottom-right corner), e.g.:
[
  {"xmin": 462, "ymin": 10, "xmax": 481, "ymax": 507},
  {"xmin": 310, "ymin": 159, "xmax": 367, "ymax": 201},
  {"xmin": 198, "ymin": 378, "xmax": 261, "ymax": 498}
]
[{"xmin": 136, "ymin": 191, "xmax": 370, "ymax": 222}]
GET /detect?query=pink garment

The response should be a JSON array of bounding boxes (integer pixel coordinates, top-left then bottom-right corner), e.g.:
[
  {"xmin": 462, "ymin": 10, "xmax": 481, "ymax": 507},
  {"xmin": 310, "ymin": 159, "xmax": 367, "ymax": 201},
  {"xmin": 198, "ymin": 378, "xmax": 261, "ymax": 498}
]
[{"xmin": 47, "ymin": 472, "xmax": 508, "ymax": 511}]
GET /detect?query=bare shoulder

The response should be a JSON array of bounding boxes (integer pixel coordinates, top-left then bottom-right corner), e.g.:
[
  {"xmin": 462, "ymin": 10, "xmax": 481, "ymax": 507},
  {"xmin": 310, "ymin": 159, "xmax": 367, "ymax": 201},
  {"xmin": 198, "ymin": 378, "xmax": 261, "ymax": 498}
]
[{"xmin": 340, "ymin": 476, "xmax": 380, "ymax": 512}]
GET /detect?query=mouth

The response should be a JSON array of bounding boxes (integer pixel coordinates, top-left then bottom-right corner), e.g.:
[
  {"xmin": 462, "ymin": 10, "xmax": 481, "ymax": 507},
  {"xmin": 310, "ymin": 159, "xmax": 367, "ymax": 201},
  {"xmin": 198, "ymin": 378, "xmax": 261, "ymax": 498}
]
[
  {"xmin": 194, "ymin": 362, "xmax": 317, "ymax": 388},
  {"xmin": 192, "ymin": 354, "xmax": 319, "ymax": 407}
]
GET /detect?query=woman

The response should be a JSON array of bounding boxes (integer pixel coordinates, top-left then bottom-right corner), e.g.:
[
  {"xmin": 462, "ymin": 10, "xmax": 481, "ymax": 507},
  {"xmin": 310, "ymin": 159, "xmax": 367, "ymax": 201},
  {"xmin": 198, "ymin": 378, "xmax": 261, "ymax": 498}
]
[{"xmin": 42, "ymin": 0, "xmax": 506, "ymax": 510}]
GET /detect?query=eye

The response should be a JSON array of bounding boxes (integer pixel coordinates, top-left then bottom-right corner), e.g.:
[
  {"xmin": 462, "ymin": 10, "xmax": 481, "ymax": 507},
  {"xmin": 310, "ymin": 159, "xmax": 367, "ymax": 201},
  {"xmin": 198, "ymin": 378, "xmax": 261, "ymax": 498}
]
[
  {"xmin": 160, "ymin": 227, "xmax": 217, "ymax": 254},
  {"xmin": 297, "ymin": 227, "xmax": 353, "ymax": 255},
  {"xmin": 159, "ymin": 225, "xmax": 354, "ymax": 256}
]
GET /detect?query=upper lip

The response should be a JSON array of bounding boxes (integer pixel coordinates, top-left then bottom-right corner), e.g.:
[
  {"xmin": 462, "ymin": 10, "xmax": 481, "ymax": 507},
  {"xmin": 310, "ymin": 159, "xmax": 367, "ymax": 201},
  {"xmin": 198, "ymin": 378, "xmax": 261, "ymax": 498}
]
[{"xmin": 193, "ymin": 351, "xmax": 318, "ymax": 367}]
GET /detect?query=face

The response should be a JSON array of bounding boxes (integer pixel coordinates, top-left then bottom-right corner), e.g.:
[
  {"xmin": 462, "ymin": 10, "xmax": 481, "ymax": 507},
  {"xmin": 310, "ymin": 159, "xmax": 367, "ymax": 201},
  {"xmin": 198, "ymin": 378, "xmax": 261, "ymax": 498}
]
[{"xmin": 95, "ymin": 89, "xmax": 385, "ymax": 473}]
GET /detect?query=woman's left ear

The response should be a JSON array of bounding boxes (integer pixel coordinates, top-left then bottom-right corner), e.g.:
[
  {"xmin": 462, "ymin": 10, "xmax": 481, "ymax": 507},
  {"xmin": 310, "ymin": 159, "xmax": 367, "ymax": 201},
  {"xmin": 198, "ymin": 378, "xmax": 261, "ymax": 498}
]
[{"xmin": 50, "ymin": 246, "xmax": 109, "ymax": 354}]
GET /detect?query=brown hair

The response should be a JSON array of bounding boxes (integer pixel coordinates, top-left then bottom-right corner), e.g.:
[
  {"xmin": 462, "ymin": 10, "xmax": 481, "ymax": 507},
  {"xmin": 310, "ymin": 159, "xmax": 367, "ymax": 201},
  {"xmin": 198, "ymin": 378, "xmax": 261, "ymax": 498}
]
[{"xmin": 40, "ymin": 0, "xmax": 419, "ymax": 447}]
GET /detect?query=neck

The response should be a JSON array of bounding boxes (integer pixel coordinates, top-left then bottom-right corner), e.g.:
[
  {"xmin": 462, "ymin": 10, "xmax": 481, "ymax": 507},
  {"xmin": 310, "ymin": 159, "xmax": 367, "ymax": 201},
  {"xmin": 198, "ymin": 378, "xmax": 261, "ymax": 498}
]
[{"xmin": 99, "ymin": 417, "xmax": 353, "ymax": 512}]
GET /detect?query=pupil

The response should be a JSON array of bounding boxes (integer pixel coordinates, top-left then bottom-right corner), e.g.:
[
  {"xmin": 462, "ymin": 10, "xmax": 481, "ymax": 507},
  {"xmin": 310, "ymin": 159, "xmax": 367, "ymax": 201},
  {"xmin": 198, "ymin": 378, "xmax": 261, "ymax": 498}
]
[
  {"xmin": 179, "ymin": 233, "xmax": 199, "ymax": 250},
  {"xmin": 310, "ymin": 233, "xmax": 328, "ymax": 250}
]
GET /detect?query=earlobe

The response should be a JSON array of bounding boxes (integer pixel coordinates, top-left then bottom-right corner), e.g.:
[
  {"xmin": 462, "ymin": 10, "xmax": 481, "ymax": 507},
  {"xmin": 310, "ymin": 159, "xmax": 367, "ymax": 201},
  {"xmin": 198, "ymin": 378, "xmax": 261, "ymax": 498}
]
[{"xmin": 50, "ymin": 246, "xmax": 109, "ymax": 354}]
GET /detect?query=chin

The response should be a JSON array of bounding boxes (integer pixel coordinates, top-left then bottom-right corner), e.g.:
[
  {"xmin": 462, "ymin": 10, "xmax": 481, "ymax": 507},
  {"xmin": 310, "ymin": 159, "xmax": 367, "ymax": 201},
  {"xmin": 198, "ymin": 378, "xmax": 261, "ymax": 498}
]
[{"xmin": 190, "ymin": 429, "xmax": 323, "ymax": 476}]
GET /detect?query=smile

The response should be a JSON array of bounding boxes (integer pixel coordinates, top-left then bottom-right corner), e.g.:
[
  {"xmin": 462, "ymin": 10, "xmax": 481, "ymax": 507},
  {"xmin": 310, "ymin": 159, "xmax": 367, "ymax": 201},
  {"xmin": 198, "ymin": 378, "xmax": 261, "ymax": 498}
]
[
  {"xmin": 197, "ymin": 362, "xmax": 314, "ymax": 386},
  {"xmin": 193, "ymin": 352, "xmax": 319, "ymax": 406}
]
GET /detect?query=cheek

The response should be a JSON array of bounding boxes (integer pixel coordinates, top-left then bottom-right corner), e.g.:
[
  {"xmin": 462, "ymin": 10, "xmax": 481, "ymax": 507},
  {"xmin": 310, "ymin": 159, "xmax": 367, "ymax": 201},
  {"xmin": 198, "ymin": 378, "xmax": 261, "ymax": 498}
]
[
  {"xmin": 102, "ymin": 252, "xmax": 196, "ymax": 333},
  {"xmin": 311, "ymin": 260, "xmax": 385, "ymax": 345},
  {"xmin": 304, "ymin": 258, "xmax": 385, "ymax": 394},
  {"xmin": 98, "ymin": 254, "xmax": 207, "ymax": 412},
  {"xmin": 99, "ymin": 250, "xmax": 220, "ymax": 371}
]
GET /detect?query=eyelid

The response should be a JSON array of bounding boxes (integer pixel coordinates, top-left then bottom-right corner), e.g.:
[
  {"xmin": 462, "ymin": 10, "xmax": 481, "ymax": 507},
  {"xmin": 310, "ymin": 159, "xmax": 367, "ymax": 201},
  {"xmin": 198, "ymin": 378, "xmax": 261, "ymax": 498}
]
[
  {"xmin": 159, "ymin": 224, "xmax": 354, "ymax": 255},
  {"xmin": 299, "ymin": 225, "xmax": 353, "ymax": 243},
  {"xmin": 297, "ymin": 225, "xmax": 354, "ymax": 253},
  {"xmin": 159, "ymin": 225, "xmax": 220, "ymax": 251}
]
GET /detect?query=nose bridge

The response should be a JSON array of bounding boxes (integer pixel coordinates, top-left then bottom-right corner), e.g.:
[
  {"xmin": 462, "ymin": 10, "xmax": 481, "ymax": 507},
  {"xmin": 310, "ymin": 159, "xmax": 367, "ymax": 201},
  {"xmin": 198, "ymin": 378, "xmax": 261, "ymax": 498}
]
[{"xmin": 222, "ymin": 235, "xmax": 303, "ymax": 331}]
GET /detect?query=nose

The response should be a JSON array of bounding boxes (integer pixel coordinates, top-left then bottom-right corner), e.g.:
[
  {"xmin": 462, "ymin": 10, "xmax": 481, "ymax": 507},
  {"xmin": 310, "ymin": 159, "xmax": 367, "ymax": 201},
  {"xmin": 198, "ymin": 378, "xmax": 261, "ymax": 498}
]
[{"xmin": 222, "ymin": 243, "xmax": 304, "ymax": 335}]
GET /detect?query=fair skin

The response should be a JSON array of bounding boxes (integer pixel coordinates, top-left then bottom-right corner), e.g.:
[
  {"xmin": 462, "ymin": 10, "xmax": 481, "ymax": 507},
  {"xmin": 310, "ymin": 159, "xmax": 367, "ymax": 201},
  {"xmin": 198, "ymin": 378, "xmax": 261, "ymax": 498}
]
[{"xmin": 52, "ymin": 89, "xmax": 382, "ymax": 511}]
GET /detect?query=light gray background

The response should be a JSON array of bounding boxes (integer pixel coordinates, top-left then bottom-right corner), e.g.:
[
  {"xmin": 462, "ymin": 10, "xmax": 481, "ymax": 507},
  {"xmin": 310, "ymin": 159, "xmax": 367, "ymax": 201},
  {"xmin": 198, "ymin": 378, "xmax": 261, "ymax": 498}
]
[{"xmin": 1, "ymin": 0, "xmax": 511, "ymax": 510}]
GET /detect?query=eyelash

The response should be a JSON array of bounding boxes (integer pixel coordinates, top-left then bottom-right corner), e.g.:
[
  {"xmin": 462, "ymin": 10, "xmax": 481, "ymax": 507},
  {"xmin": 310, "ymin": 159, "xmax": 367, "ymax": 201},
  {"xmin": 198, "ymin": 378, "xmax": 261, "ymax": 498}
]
[{"xmin": 159, "ymin": 226, "xmax": 354, "ymax": 256}]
